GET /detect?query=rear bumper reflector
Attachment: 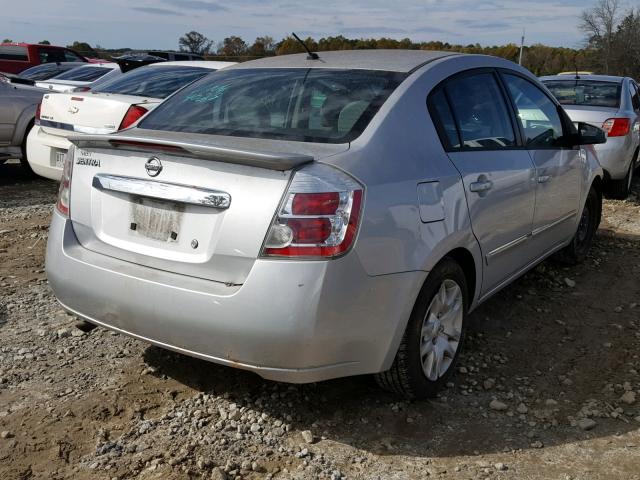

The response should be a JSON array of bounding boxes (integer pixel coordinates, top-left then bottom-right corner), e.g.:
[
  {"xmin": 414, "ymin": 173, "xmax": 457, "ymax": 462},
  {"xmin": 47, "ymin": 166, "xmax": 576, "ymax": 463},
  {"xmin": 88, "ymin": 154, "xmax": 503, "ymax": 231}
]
[{"xmin": 92, "ymin": 173, "xmax": 231, "ymax": 209}]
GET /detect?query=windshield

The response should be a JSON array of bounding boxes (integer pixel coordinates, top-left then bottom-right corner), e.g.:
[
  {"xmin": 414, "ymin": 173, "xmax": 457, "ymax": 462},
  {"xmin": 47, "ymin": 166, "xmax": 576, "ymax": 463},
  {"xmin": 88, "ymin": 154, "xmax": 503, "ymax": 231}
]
[
  {"xmin": 138, "ymin": 68, "xmax": 406, "ymax": 143},
  {"xmin": 93, "ymin": 65, "xmax": 211, "ymax": 99},
  {"xmin": 52, "ymin": 66, "xmax": 113, "ymax": 82},
  {"xmin": 543, "ymin": 80, "xmax": 621, "ymax": 108}
]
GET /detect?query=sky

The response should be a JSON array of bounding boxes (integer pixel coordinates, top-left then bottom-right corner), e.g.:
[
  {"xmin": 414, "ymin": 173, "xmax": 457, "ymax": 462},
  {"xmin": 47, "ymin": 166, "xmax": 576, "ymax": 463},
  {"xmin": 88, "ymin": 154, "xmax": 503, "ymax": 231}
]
[{"xmin": 1, "ymin": 0, "xmax": 589, "ymax": 50}]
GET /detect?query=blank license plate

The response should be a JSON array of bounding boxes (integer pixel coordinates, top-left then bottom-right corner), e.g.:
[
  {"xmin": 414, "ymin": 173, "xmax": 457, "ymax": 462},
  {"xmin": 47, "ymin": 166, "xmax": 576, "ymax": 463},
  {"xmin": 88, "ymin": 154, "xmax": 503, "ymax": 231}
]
[
  {"xmin": 51, "ymin": 149, "xmax": 66, "ymax": 169},
  {"xmin": 130, "ymin": 197, "xmax": 184, "ymax": 242}
]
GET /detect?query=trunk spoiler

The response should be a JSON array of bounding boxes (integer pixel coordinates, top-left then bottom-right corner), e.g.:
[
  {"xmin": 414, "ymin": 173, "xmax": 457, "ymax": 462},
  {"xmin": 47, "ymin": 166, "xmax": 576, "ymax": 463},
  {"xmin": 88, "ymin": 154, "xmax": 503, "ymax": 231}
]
[{"xmin": 68, "ymin": 134, "xmax": 315, "ymax": 171}]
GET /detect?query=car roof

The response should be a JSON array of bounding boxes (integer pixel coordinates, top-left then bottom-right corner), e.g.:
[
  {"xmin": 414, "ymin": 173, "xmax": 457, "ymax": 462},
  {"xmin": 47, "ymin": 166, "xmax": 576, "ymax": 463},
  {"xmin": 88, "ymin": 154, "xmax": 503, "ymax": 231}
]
[
  {"xmin": 540, "ymin": 74, "xmax": 626, "ymax": 83},
  {"xmin": 152, "ymin": 60, "xmax": 236, "ymax": 70},
  {"xmin": 0, "ymin": 42, "xmax": 68, "ymax": 49},
  {"xmin": 228, "ymin": 49, "xmax": 460, "ymax": 73}
]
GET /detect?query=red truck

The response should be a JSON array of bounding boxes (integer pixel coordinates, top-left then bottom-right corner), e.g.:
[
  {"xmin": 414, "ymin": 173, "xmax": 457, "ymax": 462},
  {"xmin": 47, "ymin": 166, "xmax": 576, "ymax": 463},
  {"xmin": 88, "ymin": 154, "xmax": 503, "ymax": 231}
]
[{"xmin": 0, "ymin": 43, "xmax": 89, "ymax": 74}]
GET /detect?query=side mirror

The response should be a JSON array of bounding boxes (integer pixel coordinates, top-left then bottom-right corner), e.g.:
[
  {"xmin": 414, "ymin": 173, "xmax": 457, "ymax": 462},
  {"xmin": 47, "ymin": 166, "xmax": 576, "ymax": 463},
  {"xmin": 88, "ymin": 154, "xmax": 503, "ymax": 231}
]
[{"xmin": 575, "ymin": 122, "xmax": 606, "ymax": 145}]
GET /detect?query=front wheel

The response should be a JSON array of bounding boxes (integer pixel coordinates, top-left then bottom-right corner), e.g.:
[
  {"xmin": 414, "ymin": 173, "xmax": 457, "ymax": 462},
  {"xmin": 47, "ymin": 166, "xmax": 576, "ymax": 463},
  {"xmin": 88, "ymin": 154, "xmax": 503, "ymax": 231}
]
[
  {"xmin": 375, "ymin": 258, "xmax": 468, "ymax": 399},
  {"xmin": 554, "ymin": 185, "xmax": 600, "ymax": 265}
]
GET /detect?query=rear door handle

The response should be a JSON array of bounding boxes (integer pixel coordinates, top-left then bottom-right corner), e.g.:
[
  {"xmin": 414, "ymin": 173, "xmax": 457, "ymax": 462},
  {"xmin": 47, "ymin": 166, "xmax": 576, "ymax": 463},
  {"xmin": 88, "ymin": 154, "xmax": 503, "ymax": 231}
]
[
  {"xmin": 537, "ymin": 175, "xmax": 551, "ymax": 183},
  {"xmin": 469, "ymin": 179, "xmax": 493, "ymax": 193}
]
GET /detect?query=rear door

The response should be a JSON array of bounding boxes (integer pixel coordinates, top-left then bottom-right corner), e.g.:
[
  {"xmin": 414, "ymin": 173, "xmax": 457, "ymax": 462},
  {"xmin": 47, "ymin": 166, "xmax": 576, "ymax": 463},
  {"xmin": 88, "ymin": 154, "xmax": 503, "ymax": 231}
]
[
  {"xmin": 501, "ymin": 72, "xmax": 582, "ymax": 251},
  {"xmin": 431, "ymin": 70, "xmax": 537, "ymax": 296}
]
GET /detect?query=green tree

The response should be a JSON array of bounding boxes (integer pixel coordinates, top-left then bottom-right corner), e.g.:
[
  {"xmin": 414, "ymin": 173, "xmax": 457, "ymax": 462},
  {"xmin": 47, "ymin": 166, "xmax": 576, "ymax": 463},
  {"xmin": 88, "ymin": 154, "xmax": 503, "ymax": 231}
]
[
  {"xmin": 178, "ymin": 31, "xmax": 213, "ymax": 56},
  {"xmin": 67, "ymin": 41, "xmax": 97, "ymax": 56},
  {"xmin": 217, "ymin": 36, "xmax": 247, "ymax": 56},
  {"xmin": 38, "ymin": 40, "xmax": 51, "ymax": 45},
  {"xmin": 249, "ymin": 36, "xmax": 276, "ymax": 56},
  {"xmin": 2, "ymin": 38, "xmax": 13, "ymax": 43}
]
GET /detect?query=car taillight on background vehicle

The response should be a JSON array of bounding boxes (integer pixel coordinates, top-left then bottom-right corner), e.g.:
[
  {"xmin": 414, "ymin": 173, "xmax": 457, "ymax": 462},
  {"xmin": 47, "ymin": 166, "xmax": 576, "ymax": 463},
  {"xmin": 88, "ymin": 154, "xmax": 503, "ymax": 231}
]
[
  {"xmin": 602, "ymin": 118, "xmax": 631, "ymax": 137},
  {"xmin": 34, "ymin": 102, "xmax": 41, "ymax": 125},
  {"xmin": 56, "ymin": 146, "xmax": 74, "ymax": 217},
  {"xmin": 118, "ymin": 105, "xmax": 148, "ymax": 131},
  {"xmin": 261, "ymin": 163, "xmax": 364, "ymax": 259}
]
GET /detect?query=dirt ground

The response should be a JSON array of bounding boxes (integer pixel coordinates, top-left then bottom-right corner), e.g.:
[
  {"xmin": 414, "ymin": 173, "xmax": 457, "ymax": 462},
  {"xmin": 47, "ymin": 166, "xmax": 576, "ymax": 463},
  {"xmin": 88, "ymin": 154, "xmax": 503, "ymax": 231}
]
[{"xmin": 0, "ymin": 158, "xmax": 639, "ymax": 480}]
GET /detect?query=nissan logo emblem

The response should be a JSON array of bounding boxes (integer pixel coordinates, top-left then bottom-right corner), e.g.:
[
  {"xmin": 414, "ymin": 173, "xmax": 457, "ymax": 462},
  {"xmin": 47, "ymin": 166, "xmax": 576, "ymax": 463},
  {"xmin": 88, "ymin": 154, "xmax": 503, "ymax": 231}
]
[{"xmin": 145, "ymin": 157, "xmax": 163, "ymax": 177}]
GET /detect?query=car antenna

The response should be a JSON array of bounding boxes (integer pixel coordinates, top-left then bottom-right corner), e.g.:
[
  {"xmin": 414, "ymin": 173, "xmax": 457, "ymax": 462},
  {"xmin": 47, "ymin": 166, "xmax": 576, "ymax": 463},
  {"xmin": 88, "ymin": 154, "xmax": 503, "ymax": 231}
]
[{"xmin": 292, "ymin": 32, "xmax": 319, "ymax": 60}]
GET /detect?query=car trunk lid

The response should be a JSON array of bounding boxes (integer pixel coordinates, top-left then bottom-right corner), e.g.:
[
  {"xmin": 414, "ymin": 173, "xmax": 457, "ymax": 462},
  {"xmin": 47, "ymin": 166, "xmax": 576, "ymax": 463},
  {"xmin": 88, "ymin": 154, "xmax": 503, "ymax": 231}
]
[
  {"xmin": 560, "ymin": 105, "xmax": 620, "ymax": 128},
  {"xmin": 67, "ymin": 131, "xmax": 348, "ymax": 284},
  {"xmin": 40, "ymin": 92, "xmax": 161, "ymax": 137}
]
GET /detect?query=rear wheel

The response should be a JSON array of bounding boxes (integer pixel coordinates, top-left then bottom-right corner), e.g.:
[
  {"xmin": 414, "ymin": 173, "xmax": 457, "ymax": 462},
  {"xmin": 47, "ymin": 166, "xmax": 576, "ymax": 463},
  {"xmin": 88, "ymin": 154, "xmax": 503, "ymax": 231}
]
[
  {"xmin": 376, "ymin": 258, "xmax": 468, "ymax": 399},
  {"xmin": 554, "ymin": 185, "xmax": 600, "ymax": 265},
  {"xmin": 19, "ymin": 121, "xmax": 36, "ymax": 177}
]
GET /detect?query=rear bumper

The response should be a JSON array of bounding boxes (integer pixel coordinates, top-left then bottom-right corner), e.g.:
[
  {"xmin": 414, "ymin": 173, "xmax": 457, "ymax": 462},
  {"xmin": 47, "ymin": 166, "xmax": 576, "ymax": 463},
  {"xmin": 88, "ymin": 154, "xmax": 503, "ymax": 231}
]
[
  {"xmin": 46, "ymin": 211, "xmax": 425, "ymax": 383},
  {"xmin": 26, "ymin": 126, "xmax": 71, "ymax": 181},
  {"xmin": 594, "ymin": 134, "xmax": 636, "ymax": 179}
]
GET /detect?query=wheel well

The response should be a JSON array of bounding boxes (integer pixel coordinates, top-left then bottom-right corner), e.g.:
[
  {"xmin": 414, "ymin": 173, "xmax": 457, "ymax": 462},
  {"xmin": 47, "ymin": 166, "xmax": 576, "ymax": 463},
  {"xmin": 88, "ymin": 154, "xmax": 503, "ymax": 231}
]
[
  {"xmin": 21, "ymin": 119, "xmax": 35, "ymax": 148},
  {"xmin": 443, "ymin": 248, "xmax": 477, "ymax": 305},
  {"xmin": 590, "ymin": 175, "xmax": 604, "ymax": 228}
]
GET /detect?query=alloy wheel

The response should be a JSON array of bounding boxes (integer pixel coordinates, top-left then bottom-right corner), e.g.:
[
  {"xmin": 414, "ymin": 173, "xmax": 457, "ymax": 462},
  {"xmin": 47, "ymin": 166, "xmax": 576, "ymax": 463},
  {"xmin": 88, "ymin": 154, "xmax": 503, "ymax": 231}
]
[{"xmin": 419, "ymin": 279, "xmax": 463, "ymax": 381}]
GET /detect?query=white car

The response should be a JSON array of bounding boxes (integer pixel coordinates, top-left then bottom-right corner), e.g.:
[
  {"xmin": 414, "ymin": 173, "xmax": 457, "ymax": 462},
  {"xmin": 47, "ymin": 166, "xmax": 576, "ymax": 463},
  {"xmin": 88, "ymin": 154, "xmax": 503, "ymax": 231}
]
[
  {"xmin": 27, "ymin": 61, "xmax": 235, "ymax": 180},
  {"xmin": 35, "ymin": 63, "xmax": 122, "ymax": 93}
]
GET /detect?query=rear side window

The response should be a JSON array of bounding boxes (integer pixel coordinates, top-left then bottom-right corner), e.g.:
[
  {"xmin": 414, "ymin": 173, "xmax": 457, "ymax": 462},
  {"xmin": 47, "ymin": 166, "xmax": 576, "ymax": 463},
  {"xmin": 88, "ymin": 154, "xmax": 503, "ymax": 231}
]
[
  {"xmin": 38, "ymin": 48, "xmax": 66, "ymax": 63},
  {"xmin": 429, "ymin": 89, "xmax": 460, "ymax": 149},
  {"xmin": 53, "ymin": 66, "xmax": 112, "ymax": 81},
  {"xmin": 503, "ymin": 74, "xmax": 564, "ymax": 149},
  {"xmin": 0, "ymin": 45, "xmax": 28, "ymax": 61},
  {"xmin": 543, "ymin": 80, "xmax": 621, "ymax": 108},
  {"xmin": 630, "ymin": 83, "xmax": 640, "ymax": 110},
  {"xmin": 139, "ymin": 68, "xmax": 406, "ymax": 144},
  {"xmin": 93, "ymin": 66, "xmax": 211, "ymax": 99},
  {"xmin": 443, "ymin": 73, "xmax": 516, "ymax": 149},
  {"xmin": 64, "ymin": 50, "xmax": 84, "ymax": 62}
]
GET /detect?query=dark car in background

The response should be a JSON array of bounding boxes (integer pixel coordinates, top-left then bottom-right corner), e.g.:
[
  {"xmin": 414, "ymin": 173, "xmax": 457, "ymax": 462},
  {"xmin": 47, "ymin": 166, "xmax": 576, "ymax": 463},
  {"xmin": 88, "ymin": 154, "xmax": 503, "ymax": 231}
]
[{"xmin": 0, "ymin": 43, "xmax": 88, "ymax": 74}]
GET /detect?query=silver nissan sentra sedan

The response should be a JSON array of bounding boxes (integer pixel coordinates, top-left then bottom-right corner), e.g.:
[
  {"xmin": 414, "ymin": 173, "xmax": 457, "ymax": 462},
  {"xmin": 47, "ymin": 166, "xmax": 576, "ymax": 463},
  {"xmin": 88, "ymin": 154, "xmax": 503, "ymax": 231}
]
[
  {"xmin": 540, "ymin": 74, "xmax": 640, "ymax": 199},
  {"xmin": 46, "ymin": 50, "xmax": 605, "ymax": 399}
]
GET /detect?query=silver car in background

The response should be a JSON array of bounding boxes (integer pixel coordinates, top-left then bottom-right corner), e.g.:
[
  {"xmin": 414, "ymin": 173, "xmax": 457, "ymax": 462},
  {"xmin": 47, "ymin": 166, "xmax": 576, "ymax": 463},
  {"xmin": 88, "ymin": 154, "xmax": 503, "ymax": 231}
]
[
  {"xmin": 0, "ymin": 79, "xmax": 42, "ymax": 171},
  {"xmin": 541, "ymin": 74, "xmax": 640, "ymax": 198},
  {"xmin": 46, "ymin": 51, "xmax": 605, "ymax": 399}
]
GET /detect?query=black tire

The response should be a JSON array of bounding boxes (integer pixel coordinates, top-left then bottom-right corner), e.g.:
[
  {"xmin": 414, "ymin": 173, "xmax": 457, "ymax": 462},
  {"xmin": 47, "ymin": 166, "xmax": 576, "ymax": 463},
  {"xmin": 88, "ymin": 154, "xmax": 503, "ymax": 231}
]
[
  {"xmin": 19, "ymin": 121, "xmax": 36, "ymax": 177},
  {"xmin": 375, "ymin": 258, "xmax": 468, "ymax": 399},
  {"xmin": 554, "ymin": 185, "xmax": 600, "ymax": 265},
  {"xmin": 608, "ymin": 162, "xmax": 634, "ymax": 199}
]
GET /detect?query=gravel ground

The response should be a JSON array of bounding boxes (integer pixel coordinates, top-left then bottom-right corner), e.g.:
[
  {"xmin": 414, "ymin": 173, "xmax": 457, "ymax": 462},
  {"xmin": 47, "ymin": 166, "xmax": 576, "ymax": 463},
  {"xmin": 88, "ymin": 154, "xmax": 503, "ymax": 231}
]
[{"xmin": 1, "ymin": 158, "xmax": 639, "ymax": 480}]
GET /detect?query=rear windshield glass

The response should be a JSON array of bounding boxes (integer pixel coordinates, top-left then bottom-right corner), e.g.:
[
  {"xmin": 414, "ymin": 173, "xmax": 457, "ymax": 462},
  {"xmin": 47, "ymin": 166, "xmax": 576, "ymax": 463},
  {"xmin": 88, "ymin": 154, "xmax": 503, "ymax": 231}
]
[
  {"xmin": 0, "ymin": 45, "xmax": 28, "ymax": 61},
  {"xmin": 20, "ymin": 63, "xmax": 79, "ymax": 80},
  {"xmin": 543, "ymin": 80, "xmax": 621, "ymax": 108},
  {"xmin": 53, "ymin": 66, "xmax": 113, "ymax": 82},
  {"xmin": 138, "ymin": 68, "xmax": 406, "ymax": 143},
  {"xmin": 93, "ymin": 65, "xmax": 211, "ymax": 99}
]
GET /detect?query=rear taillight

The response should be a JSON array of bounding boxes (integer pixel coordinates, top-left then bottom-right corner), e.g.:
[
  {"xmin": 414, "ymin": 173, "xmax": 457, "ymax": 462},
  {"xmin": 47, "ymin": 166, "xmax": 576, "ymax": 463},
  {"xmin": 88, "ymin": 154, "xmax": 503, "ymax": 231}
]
[
  {"xmin": 56, "ymin": 146, "xmax": 74, "ymax": 217},
  {"xmin": 261, "ymin": 163, "xmax": 364, "ymax": 259},
  {"xmin": 34, "ymin": 102, "xmax": 41, "ymax": 124},
  {"xmin": 118, "ymin": 105, "xmax": 148, "ymax": 131},
  {"xmin": 602, "ymin": 118, "xmax": 630, "ymax": 137}
]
